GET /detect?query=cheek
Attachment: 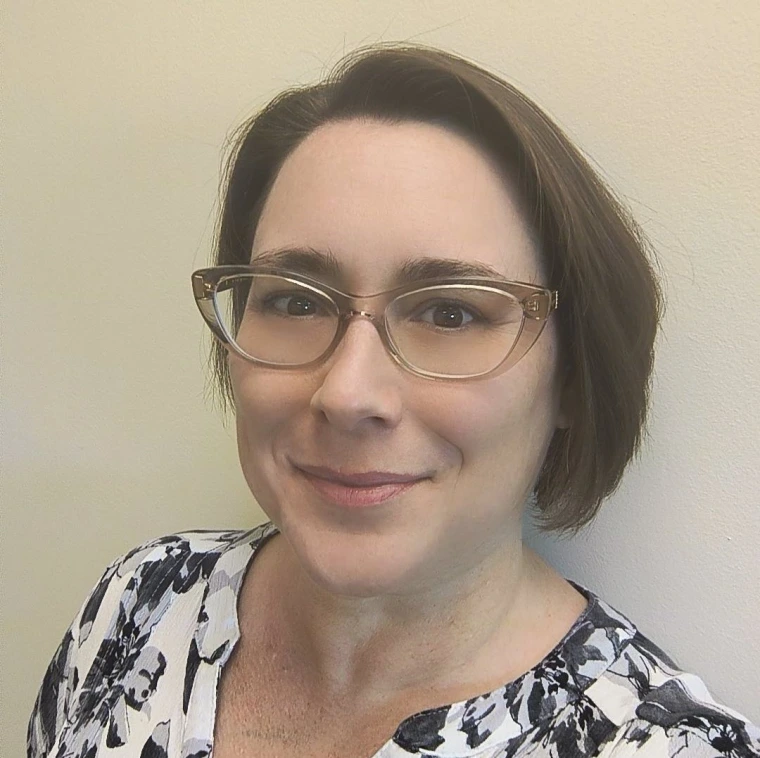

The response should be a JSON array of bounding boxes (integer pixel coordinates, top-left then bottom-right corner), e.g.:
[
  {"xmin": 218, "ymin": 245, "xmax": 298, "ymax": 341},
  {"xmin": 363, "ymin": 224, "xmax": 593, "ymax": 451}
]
[
  {"xmin": 230, "ymin": 360, "xmax": 315, "ymax": 518},
  {"xmin": 432, "ymin": 385, "xmax": 542, "ymax": 458},
  {"xmin": 231, "ymin": 357, "xmax": 303, "ymax": 429},
  {"xmin": 230, "ymin": 360, "xmax": 302, "ymax": 474},
  {"xmin": 423, "ymin": 350, "xmax": 561, "ymax": 484}
]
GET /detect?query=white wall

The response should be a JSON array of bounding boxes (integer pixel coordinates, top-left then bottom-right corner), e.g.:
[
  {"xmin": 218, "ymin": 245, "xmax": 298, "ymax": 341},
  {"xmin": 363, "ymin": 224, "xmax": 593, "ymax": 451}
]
[{"xmin": 3, "ymin": 1, "xmax": 759, "ymax": 752}]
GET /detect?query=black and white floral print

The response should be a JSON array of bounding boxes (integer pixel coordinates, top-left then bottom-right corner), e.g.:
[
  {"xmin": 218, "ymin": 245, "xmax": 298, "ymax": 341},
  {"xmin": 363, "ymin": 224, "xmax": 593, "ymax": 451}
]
[{"xmin": 28, "ymin": 523, "xmax": 760, "ymax": 757}]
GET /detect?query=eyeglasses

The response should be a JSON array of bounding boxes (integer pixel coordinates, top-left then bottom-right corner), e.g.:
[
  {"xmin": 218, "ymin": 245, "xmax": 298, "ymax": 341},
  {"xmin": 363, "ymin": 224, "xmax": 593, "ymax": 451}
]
[{"xmin": 192, "ymin": 266, "xmax": 558, "ymax": 381}]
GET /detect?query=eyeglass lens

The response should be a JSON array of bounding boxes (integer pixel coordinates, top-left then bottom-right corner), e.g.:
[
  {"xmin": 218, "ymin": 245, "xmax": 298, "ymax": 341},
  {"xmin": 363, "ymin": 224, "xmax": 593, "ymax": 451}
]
[{"xmin": 215, "ymin": 274, "xmax": 525, "ymax": 376}]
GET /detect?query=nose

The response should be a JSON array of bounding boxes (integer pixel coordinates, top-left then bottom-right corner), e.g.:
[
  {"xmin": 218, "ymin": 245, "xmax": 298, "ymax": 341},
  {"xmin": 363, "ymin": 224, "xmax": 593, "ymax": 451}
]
[{"xmin": 309, "ymin": 315, "xmax": 404, "ymax": 431}]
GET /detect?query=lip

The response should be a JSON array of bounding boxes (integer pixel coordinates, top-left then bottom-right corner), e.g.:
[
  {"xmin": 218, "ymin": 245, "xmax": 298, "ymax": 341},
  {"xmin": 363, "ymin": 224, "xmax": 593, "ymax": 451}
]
[
  {"xmin": 293, "ymin": 463, "xmax": 428, "ymax": 508},
  {"xmin": 295, "ymin": 463, "xmax": 426, "ymax": 487}
]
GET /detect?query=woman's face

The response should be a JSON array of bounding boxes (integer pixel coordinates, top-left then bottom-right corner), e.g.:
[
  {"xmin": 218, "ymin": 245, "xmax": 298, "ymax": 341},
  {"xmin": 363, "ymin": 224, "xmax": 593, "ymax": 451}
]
[{"xmin": 230, "ymin": 119, "xmax": 568, "ymax": 597}]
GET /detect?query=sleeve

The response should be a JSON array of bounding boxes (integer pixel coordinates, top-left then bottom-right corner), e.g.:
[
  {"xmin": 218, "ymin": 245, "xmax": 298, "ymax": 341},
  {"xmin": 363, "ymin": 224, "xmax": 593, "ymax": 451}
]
[
  {"xmin": 604, "ymin": 721, "xmax": 760, "ymax": 757},
  {"xmin": 602, "ymin": 699, "xmax": 760, "ymax": 757},
  {"xmin": 26, "ymin": 557, "xmax": 121, "ymax": 758}
]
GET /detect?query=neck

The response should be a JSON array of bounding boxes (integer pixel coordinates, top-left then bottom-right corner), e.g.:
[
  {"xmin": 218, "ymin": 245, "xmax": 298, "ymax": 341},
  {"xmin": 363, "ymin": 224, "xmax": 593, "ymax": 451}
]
[{"xmin": 249, "ymin": 529, "xmax": 576, "ymax": 707}]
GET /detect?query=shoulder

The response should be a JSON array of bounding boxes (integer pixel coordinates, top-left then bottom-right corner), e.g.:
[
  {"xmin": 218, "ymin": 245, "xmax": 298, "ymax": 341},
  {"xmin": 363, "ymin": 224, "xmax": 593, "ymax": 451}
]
[
  {"xmin": 589, "ymin": 627, "xmax": 760, "ymax": 757},
  {"xmin": 28, "ymin": 523, "xmax": 276, "ymax": 757},
  {"xmin": 76, "ymin": 524, "xmax": 275, "ymax": 643}
]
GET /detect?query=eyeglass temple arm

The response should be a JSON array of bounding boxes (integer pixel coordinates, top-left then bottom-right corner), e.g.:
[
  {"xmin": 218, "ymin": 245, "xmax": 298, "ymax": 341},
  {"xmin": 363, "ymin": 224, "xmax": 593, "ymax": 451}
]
[
  {"xmin": 523, "ymin": 291, "xmax": 559, "ymax": 320},
  {"xmin": 192, "ymin": 273, "xmax": 229, "ymax": 343}
]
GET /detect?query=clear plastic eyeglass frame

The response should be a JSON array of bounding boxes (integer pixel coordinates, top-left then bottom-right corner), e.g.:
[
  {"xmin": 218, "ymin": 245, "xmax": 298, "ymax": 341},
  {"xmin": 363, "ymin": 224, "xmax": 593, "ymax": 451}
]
[{"xmin": 191, "ymin": 266, "xmax": 559, "ymax": 381}]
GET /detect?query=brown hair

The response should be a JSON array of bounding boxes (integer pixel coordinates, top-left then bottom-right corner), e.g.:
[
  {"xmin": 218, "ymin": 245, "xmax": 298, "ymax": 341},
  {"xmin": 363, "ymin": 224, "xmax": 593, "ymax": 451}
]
[{"xmin": 211, "ymin": 43, "xmax": 663, "ymax": 532}]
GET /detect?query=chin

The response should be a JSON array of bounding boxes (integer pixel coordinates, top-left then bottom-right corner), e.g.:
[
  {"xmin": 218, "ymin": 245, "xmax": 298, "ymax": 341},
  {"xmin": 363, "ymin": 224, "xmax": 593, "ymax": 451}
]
[{"xmin": 282, "ymin": 516, "xmax": 432, "ymax": 598}]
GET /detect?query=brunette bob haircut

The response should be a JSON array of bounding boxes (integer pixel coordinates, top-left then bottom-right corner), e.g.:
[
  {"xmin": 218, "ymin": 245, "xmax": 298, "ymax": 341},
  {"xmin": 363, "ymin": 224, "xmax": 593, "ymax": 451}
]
[{"xmin": 210, "ymin": 44, "xmax": 663, "ymax": 533}]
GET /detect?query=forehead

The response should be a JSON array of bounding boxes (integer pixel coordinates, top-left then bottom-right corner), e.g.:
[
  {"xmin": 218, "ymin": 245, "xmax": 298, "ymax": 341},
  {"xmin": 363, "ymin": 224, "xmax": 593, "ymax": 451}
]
[{"xmin": 252, "ymin": 119, "xmax": 543, "ymax": 287}]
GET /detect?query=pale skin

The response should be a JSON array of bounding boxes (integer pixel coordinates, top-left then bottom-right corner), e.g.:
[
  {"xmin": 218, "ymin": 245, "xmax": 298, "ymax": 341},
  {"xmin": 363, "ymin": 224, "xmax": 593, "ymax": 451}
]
[{"xmin": 213, "ymin": 119, "xmax": 588, "ymax": 757}]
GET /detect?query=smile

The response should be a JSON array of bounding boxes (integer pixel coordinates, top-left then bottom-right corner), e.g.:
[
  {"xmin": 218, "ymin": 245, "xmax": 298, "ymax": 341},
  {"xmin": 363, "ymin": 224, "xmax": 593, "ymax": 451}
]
[{"xmin": 294, "ymin": 464, "xmax": 427, "ymax": 507}]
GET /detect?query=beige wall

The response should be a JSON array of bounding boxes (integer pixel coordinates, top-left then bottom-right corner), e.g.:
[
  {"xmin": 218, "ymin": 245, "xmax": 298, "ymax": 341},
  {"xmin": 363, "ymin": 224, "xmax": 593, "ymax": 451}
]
[{"xmin": 3, "ymin": 0, "xmax": 759, "ymax": 752}]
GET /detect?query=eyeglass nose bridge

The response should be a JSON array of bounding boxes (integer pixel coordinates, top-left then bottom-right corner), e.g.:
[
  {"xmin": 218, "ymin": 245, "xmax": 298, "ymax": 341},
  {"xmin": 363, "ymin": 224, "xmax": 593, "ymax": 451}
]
[
  {"xmin": 328, "ymin": 307, "xmax": 404, "ymax": 369},
  {"xmin": 344, "ymin": 308, "xmax": 378, "ymax": 320},
  {"xmin": 339, "ymin": 305, "xmax": 403, "ymax": 338},
  {"xmin": 335, "ymin": 307, "xmax": 392, "ymax": 342},
  {"xmin": 332, "ymin": 289, "xmax": 392, "ymax": 328}
]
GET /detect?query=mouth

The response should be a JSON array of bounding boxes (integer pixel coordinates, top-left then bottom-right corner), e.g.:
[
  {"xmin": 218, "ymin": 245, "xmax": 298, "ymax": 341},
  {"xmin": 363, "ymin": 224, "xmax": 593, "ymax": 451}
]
[{"xmin": 293, "ymin": 463, "xmax": 428, "ymax": 508}]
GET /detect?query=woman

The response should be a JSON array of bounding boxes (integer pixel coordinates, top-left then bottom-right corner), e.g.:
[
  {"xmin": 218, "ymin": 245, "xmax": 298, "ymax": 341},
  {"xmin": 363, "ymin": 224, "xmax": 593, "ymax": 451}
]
[{"xmin": 28, "ymin": 44, "xmax": 759, "ymax": 758}]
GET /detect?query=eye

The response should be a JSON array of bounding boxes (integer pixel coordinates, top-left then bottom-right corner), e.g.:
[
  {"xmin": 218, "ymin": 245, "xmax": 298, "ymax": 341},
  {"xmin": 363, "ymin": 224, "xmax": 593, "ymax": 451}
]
[
  {"xmin": 413, "ymin": 300, "xmax": 480, "ymax": 329},
  {"xmin": 260, "ymin": 291, "xmax": 324, "ymax": 317}
]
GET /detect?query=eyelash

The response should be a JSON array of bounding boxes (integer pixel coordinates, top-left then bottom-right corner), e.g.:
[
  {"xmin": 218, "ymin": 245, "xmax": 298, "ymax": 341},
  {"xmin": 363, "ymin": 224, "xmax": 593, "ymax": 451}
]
[{"xmin": 257, "ymin": 292, "xmax": 486, "ymax": 327}]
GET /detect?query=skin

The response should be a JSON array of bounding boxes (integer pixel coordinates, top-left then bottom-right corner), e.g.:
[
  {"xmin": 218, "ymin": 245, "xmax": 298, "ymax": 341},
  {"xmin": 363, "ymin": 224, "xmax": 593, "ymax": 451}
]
[{"xmin": 227, "ymin": 119, "xmax": 585, "ymax": 719}]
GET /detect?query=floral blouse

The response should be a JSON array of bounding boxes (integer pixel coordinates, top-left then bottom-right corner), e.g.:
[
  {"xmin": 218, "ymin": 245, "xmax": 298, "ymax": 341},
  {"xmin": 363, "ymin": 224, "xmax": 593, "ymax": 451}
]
[{"xmin": 28, "ymin": 522, "xmax": 760, "ymax": 757}]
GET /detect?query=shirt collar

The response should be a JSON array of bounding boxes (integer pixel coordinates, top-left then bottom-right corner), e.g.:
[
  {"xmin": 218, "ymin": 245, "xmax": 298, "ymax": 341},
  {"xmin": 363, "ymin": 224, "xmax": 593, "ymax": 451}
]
[
  {"xmin": 391, "ymin": 583, "xmax": 638, "ymax": 756},
  {"xmin": 194, "ymin": 522, "xmax": 279, "ymax": 661}
]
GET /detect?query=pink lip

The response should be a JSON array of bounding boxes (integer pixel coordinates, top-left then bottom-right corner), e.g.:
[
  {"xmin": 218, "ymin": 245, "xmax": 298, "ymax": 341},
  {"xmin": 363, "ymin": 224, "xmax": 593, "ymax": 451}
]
[
  {"xmin": 295, "ymin": 463, "xmax": 425, "ymax": 487},
  {"xmin": 294, "ymin": 464, "xmax": 427, "ymax": 508}
]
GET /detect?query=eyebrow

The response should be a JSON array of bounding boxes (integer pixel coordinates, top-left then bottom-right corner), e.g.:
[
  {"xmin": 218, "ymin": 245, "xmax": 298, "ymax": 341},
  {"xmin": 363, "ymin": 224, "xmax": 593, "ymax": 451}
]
[{"xmin": 249, "ymin": 246, "xmax": 507, "ymax": 286}]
